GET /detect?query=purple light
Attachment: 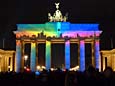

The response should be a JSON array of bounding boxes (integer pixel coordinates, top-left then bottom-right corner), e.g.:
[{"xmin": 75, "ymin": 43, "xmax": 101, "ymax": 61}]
[
  {"xmin": 95, "ymin": 40, "xmax": 100, "ymax": 70},
  {"xmin": 80, "ymin": 40, "xmax": 85, "ymax": 71}
]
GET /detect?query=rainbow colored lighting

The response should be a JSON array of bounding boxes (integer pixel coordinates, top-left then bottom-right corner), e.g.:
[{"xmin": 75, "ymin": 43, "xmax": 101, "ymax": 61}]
[
  {"xmin": 65, "ymin": 40, "xmax": 70, "ymax": 69},
  {"xmin": 57, "ymin": 22, "xmax": 61, "ymax": 37},
  {"xmin": 15, "ymin": 22, "xmax": 102, "ymax": 72},
  {"xmin": 30, "ymin": 42, "xmax": 36, "ymax": 72},
  {"xmin": 16, "ymin": 40, "xmax": 21, "ymax": 72},
  {"xmin": 46, "ymin": 41, "xmax": 51, "ymax": 70},
  {"xmin": 16, "ymin": 22, "xmax": 101, "ymax": 38},
  {"xmin": 80, "ymin": 40, "xmax": 85, "ymax": 71},
  {"xmin": 95, "ymin": 40, "xmax": 100, "ymax": 70}
]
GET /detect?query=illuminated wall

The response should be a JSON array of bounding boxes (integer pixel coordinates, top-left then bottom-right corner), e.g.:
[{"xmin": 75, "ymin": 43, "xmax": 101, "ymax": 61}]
[
  {"xmin": 80, "ymin": 40, "xmax": 85, "ymax": 71},
  {"xmin": 16, "ymin": 40, "xmax": 21, "ymax": 72},
  {"xmin": 95, "ymin": 40, "xmax": 100, "ymax": 70},
  {"xmin": 30, "ymin": 42, "xmax": 36, "ymax": 72},
  {"xmin": 45, "ymin": 41, "xmax": 51, "ymax": 70},
  {"xmin": 16, "ymin": 22, "xmax": 101, "ymax": 38},
  {"xmin": 65, "ymin": 40, "xmax": 70, "ymax": 69},
  {"xmin": 0, "ymin": 49, "xmax": 15, "ymax": 72},
  {"xmin": 101, "ymin": 49, "xmax": 115, "ymax": 71},
  {"xmin": 14, "ymin": 22, "xmax": 102, "ymax": 72}
]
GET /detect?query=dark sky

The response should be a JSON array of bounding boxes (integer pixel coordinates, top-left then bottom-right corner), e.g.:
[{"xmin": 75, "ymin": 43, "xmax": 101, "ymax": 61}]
[{"xmin": 0, "ymin": 0, "xmax": 114, "ymax": 50}]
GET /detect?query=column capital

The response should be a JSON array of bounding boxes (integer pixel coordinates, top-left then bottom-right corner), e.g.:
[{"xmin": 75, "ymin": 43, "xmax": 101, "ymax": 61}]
[
  {"xmin": 94, "ymin": 36, "xmax": 100, "ymax": 40},
  {"xmin": 16, "ymin": 40, "xmax": 21, "ymax": 45},
  {"xmin": 46, "ymin": 37, "xmax": 52, "ymax": 41}
]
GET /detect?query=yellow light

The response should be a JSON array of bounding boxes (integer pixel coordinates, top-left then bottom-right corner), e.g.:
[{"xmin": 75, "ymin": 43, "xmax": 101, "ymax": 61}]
[
  {"xmin": 41, "ymin": 66, "xmax": 46, "ymax": 69},
  {"xmin": 114, "ymin": 54, "xmax": 115, "ymax": 57},
  {"xmin": 69, "ymin": 66, "xmax": 79, "ymax": 71},
  {"xmin": 24, "ymin": 55, "xmax": 28, "ymax": 60},
  {"xmin": 37, "ymin": 66, "xmax": 40, "ymax": 70},
  {"xmin": 8, "ymin": 66, "xmax": 10, "ymax": 68},
  {"xmin": 50, "ymin": 68, "xmax": 54, "ymax": 71},
  {"xmin": 24, "ymin": 66, "xmax": 26, "ymax": 69}
]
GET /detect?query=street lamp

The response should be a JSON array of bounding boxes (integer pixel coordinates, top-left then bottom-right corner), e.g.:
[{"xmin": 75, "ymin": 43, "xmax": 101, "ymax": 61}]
[
  {"xmin": 24, "ymin": 55, "xmax": 28, "ymax": 68},
  {"xmin": 24, "ymin": 55, "xmax": 28, "ymax": 61}
]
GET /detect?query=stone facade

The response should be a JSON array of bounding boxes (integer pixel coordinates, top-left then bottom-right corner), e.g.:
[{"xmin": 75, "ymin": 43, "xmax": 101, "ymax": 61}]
[
  {"xmin": 0, "ymin": 49, "xmax": 15, "ymax": 72},
  {"xmin": 101, "ymin": 49, "xmax": 115, "ymax": 71}
]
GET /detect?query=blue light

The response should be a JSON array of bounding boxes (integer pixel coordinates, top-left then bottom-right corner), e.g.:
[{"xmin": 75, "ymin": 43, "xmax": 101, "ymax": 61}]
[
  {"xmin": 95, "ymin": 41, "xmax": 100, "ymax": 70},
  {"xmin": 15, "ymin": 21, "xmax": 101, "ymax": 72},
  {"xmin": 46, "ymin": 41, "xmax": 51, "ymax": 70},
  {"xmin": 57, "ymin": 22, "xmax": 61, "ymax": 37},
  {"xmin": 35, "ymin": 71, "xmax": 40, "ymax": 76},
  {"xmin": 80, "ymin": 40, "xmax": 85, "ymax": 71},
  {"xmin": 16, "ymin": 41, "xmax": 21, "ymax": 72},
  {"xmin": 30, "ymin": 43, "xmax": 36, "ymax": 72},
  {"xmin": 65, "ymin": 40, "xmax": 70, "ymax": 69},
  {"xmin": 17, "ymin": 22, "xmax": 99, "ymax": 32}
]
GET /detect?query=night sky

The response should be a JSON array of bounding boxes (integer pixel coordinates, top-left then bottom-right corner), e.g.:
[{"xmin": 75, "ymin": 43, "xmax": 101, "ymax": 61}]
[{"xmin": 0, "ymin": 0, "xmax": 114, "ymax": 50}]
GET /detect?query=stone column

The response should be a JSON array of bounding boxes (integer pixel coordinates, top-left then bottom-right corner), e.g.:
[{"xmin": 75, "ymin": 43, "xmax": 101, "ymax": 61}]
[
  {"xmin": 0, "ymin": 58, "xmax": 1, "ymax": 72},
  {"xmin": 6, "ymin": 57, "xmax": 9, "ymax": 71},
  {"xmin": 16, "ymin": 40, "xmax": 21, "ymax": 72},
  {"xmin": 10, "ymin": 57, "xmax": 13, "ymax": 71},
  {"xmin": 36, "ymin": 43, "xmax": 38, "ymax": 67},
  {"xmin": 30, "ymin": 42, "xmax": 36, "ymax": 72},
  {"xmin": 2, "ymin": 56, "xmax": 5, "ymax": 72},
  {"xmin": 21, "ymin": 42, "xmax": 24, "ymax": 72},
  {"xmin": 5, "ymin": 56, "xmax": 8, "ymax": 72},
  {"xmin": 45, "ymin": 41, "xmax": 51, "ymax": 70},
  {"xmin": 80, "ymin": 40, "xmax": 85, "ymax": 71},
  {"xmin": 92, "ymin": 41, "xmax": 95, "ymax": 67},
  {"xmin": 1, "ymin": 56, "xmax": 4, "ymax": 72},
  {"xmin": 7, "ymin": 57, "xmax": 10, "ymax": 71},
  {"xmin": 78, "ymin": 42, "xmax": 80, "ymax": 68},
  {"xmin": 12, "ymin": 52, "xmax": 15, "ymax": 72},
  {"xmin": 65, "ymin": 40, "xmax": 70, "ymax": 69},
  {"xmin": 95, "ymin": 39, "xmax": 100, "ymax": 71},
  {"xmin": 113, "ymin": 55, "xmax": 115, "ymax": 71}
]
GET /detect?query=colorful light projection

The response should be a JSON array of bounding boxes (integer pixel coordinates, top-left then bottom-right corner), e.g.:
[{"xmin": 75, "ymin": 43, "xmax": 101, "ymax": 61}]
[
  {"xmin": 16, "ymin": 22, "xmax": 101, "ymax": 38},
  {"xmin": 80, "ymin": 40, "xmax": 85, "ymax": 71},
  {"xmin": 16, "ymin": 40, "xmax": 21, "ymax": 72},
  {"xmin": 15, "ymin": 22, "xmax": 102, "ymax": 72},
  {"xmin": 57, "ymin": 22, "xmax": 61, "ymax": 37},
  {"xmin": 45, "ymin": 41, "xmax": 51, "ymax": 70},
  {"xmin": 65, "ymin": 40, "xmax": 70, "ymax": 69},
  {"xmin": 95, "ymin": 40, "xmax": 100, "ymax": 70},
  {"xmin": 30, "ymin": 42, "xmax": 36, "ymax": 72}
]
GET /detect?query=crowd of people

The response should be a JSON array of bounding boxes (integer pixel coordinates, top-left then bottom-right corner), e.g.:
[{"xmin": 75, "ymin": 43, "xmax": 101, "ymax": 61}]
[{"xmin": 0, "ymin": 66, "xmax": 115, "ymax": 86}]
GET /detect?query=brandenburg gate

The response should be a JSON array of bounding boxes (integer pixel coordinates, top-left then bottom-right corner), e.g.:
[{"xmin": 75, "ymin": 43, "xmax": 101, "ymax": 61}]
[{"xmin": 14, "ymin": 3, "xmax": 102, "ymax": 72}]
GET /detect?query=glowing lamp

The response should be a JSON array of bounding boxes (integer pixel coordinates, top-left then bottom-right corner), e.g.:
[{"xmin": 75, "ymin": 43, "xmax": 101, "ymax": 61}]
[
  {"xmin": 41, "ymin": 66, "xmax": 46, "ymax": 69},
  {"xmin": 24, "ymin": 55, "xmax": 28, "ymax": 60},
  {"xmin": 26, "ymin": 68, "xmax": 30, "ymax": 72},
  {"xmin": 50, "ymin": 68, "xmax": 54, "ymax": 71},
  {"xmin": 35, "ymin": 71, "xmax": 40, "ymax": 76},
  {"xmin": 37, "ymin": 66, "xmax": 40, "ymax": 70}
]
